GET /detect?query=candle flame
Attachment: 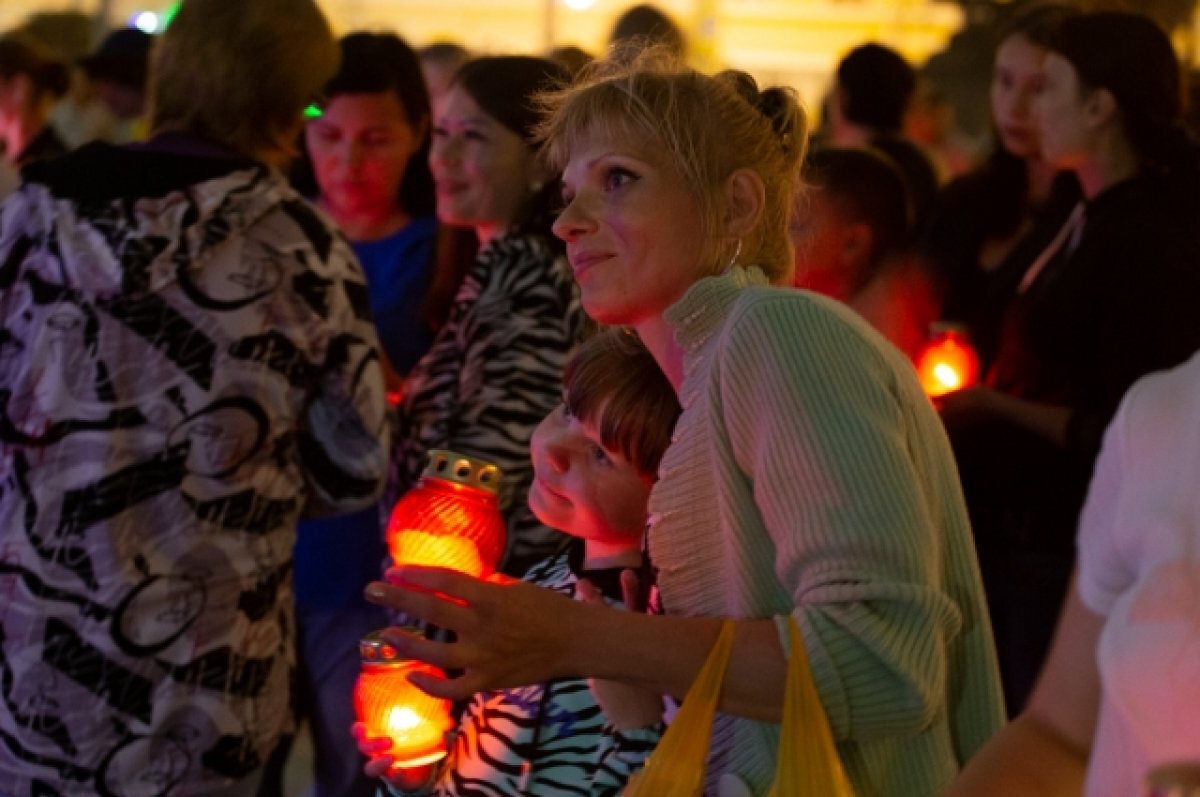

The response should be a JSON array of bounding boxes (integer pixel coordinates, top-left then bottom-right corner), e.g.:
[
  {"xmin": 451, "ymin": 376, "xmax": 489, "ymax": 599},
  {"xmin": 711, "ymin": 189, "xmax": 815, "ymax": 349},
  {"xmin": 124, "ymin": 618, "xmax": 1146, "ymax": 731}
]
[
  {"xmin": 385, "ymin": 706, "xmax": 422, "ymax": 735},
  {"xmin": 933, "ymin": 363, "xmax": 962, "ymax": 390}
]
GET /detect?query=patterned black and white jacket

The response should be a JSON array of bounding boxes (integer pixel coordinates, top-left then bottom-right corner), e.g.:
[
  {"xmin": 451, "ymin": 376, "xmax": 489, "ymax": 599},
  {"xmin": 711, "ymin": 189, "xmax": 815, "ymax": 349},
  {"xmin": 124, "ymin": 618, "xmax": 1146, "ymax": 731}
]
[
  {"xmin": 385, "ymin": 231, "xmax": 587, "ymax": 576},
  {"xmin": 0, "ymin": 139, "xmax": 389, "ymax": 796}
]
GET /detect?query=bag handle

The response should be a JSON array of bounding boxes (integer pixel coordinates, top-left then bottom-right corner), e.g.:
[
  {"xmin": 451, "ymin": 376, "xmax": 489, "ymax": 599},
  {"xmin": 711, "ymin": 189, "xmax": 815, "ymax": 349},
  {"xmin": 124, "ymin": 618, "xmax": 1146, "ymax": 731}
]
[
  {"xmin": 769, "ymin": 617, "xmax": 854, "ymax": 795},
  {"xmin": 626, "ymin": 617, "xmax": 854, "ymax": 796},
  {"xmin": 624, "ymin": 620, "xmax": 736, "ymax": 796}
]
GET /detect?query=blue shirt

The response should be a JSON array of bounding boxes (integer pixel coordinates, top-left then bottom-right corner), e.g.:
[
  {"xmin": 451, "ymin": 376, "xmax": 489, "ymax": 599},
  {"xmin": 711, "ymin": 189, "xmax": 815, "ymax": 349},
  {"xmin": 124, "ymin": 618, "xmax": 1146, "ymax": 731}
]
[{"xmin": 355, "ymin": 214, "xmax": 438, "ymax": 374}]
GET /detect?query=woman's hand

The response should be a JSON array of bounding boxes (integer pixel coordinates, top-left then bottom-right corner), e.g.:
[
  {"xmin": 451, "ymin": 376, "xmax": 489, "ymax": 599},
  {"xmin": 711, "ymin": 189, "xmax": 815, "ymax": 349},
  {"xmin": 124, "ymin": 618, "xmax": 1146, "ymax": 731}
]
[
  {"xmin": 577, "ymin": 570, "xmax": 664, "ymax": 730},
  {"xmin": 364, "ymin": 565, "xmax": 595, "ymax": 700}
]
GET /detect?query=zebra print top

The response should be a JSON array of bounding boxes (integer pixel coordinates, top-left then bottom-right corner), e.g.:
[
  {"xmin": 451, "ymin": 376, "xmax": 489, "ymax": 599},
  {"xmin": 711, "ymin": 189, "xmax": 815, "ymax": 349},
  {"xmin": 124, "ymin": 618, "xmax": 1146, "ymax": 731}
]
[
  {"xmin": 382, "ymin": 547, "xmax": 664, "ymax": 797},
  {"xmin": 384, "ymin": 232, "xmax": 588, "ymax": 575}
]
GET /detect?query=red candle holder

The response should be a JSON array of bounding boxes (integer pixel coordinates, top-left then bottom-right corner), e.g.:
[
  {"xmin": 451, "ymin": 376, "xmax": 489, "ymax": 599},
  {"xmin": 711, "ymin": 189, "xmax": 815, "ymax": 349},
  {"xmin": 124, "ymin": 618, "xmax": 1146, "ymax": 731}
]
[
  {"xmin": 916, "ymin": 322, "xmax": 980, "ymax": 398},
  {"xmin": 386, "ymin": 450, "xmax": 507, "ymax": 578},
  {"xmin": 354, "ymin": 629, "xmax": 455, "ymax": 769}
]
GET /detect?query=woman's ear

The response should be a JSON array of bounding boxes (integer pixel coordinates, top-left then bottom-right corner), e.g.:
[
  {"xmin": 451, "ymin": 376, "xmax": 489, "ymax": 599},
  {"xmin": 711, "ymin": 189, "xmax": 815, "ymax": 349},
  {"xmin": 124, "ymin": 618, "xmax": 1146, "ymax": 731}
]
[
  {"xmin": 724, "ymin": 168, "xmax": 765, "ymax": 239},
  {"xmin": 1085, "ymin": 87, "xmax": 1118, "ymax": 130}
]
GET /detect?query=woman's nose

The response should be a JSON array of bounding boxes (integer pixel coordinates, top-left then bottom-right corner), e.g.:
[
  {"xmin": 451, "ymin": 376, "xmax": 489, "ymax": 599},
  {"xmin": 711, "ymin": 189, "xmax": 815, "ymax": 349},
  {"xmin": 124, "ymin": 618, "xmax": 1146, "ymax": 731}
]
[
  {"xmin": 430, "ymin": 135, "xmax": 460, "ymax": 167},
  {"xmin": 552, "ymin": 195, "xmax": 595, "ymax": 242}
]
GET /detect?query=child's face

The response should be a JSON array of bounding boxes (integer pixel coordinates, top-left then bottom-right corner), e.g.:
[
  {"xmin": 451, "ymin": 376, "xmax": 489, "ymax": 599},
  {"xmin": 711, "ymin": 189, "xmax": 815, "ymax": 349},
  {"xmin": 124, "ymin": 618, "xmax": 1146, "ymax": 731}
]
[{"xmin": 528, "ymin": 402, "xmax": 652, "ymax": 547}]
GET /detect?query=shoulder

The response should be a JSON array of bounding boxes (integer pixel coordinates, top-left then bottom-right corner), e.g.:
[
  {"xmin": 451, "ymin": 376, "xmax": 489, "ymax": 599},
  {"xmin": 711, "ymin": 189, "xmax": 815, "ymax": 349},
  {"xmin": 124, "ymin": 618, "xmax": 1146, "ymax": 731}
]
[
  {"xmin": 723, "ymin": 285, "xmax": 891, "ymax": 362},
  {"xmin": 1117, "ymin": 351, "xmax": 1200, "ymax": 458}
]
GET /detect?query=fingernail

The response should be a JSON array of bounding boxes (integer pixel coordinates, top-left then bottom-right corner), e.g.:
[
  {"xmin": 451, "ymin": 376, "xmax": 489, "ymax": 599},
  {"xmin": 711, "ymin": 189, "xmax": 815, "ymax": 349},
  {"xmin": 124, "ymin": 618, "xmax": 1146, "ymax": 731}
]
[{"xmin": 365, "ymin": 583, "xmax": 387, "ymax": 599}]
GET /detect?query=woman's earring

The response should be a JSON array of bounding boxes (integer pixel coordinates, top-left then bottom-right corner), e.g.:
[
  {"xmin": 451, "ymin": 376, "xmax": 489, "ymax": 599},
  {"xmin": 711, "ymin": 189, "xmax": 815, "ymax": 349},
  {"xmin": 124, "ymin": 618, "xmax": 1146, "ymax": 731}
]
[{"xmin": 726, "ymin": 238, "xmax": 743, "ymax": 270}]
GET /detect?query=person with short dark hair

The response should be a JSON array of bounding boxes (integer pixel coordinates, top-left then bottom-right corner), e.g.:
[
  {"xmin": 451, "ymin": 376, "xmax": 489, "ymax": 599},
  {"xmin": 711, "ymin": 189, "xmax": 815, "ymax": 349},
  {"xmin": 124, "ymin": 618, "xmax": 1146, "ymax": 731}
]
[
  {"xmin": 794, "ymin": 147, "xmax": 938, "ymax": 360},
  {"xmin": 79, "ymin": 26, "xmax": 152, "ymax": 128},
  {"xmin": 607, "ymin": 4, "xmax": 686, "ymax": 60},
  {"xmin": 829, "ymin": 42, "xmax": 940, "ymax": 232}
]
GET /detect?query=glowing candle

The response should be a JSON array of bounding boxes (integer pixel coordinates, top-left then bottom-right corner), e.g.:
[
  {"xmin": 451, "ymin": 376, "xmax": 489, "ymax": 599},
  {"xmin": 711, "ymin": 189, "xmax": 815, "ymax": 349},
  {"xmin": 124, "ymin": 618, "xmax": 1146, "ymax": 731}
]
[
  {"xmin": 354, "ymin": 630, "xmax": 454, "ymax": 769},
  {"xmin": 386, "ymin": 450, "xmax": 507, "ymax": 578},
  {"xmin": 917, "ymin": 324, "xmax": 980, "ymax": 398}
]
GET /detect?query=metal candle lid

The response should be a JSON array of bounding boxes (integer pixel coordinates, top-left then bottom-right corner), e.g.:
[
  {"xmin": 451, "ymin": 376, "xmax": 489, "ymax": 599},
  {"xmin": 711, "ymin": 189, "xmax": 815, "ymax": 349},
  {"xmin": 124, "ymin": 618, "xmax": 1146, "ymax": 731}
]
[
  {"xmin": 422, "ymin": 450, "xmax": 502, "ymax": 496},
  {"xmin": 359, "ymin": 628, "xmax": 421, "ymax": 665}
]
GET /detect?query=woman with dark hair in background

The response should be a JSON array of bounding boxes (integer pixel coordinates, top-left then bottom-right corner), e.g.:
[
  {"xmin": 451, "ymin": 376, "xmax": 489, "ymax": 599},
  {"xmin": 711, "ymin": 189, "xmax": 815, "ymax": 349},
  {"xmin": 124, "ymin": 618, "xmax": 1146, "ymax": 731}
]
[
  {"xmin": 386, "ymin": 55, "xmax": 587, "ymax": 578},
  {"xmin": 0, "ymin": 32, "xmax": 69, "ymax": 168},
  {"xmin": 293, "ymin": 31, "xmax": 450, "ymax": 797},
  {"xmin": 940, "ymin": 9, "xmax": 1200, "ymax": 714},
  {"xmin": 920, "ymin": 2, "xmax": 1082, "ymax": 371}
]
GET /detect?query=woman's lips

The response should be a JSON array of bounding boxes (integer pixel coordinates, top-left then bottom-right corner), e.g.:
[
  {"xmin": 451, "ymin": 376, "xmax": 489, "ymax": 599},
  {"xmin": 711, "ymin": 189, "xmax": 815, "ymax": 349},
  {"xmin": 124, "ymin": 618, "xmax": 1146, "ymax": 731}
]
[{"xmin": 569, "ymin": 250, "xmax": 612, "ymax": 277}]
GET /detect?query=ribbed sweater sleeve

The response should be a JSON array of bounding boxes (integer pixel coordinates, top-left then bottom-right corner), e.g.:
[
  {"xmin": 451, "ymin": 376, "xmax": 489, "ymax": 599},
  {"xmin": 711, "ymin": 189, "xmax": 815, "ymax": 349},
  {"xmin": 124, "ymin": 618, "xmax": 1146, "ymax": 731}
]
[{"xmin": 717, "ymin": 295, "xmax": 965, "ymax": 741}]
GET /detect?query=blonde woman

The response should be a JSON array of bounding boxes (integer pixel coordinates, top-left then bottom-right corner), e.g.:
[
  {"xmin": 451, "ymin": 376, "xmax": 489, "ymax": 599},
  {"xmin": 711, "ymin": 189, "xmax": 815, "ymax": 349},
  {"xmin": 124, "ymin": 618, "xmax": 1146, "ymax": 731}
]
[{"xmin": 367, "ymin": 54, "xmax": 1003, "ymax": 796}]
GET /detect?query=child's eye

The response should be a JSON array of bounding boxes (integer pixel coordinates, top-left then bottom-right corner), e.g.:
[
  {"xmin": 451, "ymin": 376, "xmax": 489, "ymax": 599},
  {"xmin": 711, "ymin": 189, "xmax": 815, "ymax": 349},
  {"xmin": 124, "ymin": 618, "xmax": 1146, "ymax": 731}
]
[
  {"xmin": 604, "ymin": 167, "xmax": 637, "ymax": 192},
  {"xmin": 589, "ymin": 443, "xmax": 612, "ymax": 466}
]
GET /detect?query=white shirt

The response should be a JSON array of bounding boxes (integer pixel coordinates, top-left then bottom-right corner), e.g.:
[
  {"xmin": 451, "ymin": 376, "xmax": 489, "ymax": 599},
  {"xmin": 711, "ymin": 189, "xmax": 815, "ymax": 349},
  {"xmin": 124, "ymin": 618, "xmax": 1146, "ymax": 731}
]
[{"xmin": 1077, "ymin": 348, "xmax": 1200, "ymax": 796}]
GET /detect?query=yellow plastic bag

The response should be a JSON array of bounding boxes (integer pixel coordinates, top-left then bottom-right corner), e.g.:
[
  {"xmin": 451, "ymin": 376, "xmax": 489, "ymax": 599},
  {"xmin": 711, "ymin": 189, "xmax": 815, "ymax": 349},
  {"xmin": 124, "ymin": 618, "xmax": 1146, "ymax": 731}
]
[
  {"xmin": 623, "ymin": 621, "xmax": 736, "ymax": 796},
  {"xmin": 624, "ymin": 618, "xmax": 853, "ymax": 797},
  {"xmin": 767, "ymin": 617, "xmax": 854, "ymax": 796}
]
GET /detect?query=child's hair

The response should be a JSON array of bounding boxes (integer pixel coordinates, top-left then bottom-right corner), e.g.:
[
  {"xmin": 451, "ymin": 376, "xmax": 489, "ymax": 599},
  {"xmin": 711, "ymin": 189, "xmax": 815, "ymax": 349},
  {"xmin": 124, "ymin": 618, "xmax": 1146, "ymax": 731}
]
[{"xmin": 562, "ymin": 327, "xmax": 681, "ymax": 478}]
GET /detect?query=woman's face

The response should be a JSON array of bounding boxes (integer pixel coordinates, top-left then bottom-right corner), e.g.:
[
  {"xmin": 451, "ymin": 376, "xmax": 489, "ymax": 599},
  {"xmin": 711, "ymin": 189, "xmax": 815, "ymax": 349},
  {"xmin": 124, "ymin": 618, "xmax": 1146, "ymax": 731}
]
[
  {"xmin": 429, "ymin": 84, "xmax": 537, "ymax": 242},
  {"xmin": 1033, "ymin": 52, "xmax": 1094, "ymax": 170},
  {"xmin": 991, "ymin": 33, "xmax": 1048, "ymax": 159},
  {"xmin": 553, "ymin": 128, "xmax": 709, "ymax": 327},
  {"xmin": 306, "ymin": 91, "xmax": 423, "ymax": 223},
  {"xmin": 528, "ymin": 402, "xmax": 651, "ymax": 546}
]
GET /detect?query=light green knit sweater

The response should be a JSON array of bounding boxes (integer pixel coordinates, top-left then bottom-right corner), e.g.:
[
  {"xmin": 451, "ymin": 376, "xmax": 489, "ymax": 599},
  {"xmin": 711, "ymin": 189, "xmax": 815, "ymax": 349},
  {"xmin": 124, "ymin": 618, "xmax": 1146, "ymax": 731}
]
[{"xmin": 647, "ymin": 267, "xmax": 1004, "ymax": 796}]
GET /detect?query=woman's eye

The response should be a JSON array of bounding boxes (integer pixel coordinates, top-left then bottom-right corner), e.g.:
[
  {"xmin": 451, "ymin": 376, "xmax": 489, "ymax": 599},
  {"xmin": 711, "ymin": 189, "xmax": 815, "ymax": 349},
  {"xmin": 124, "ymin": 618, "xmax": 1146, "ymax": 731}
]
[
  {"xmin": 604, "ymin": 167, "xmax": 637, "ymax": 192},
  {"xmin": 560, "ymin": 403, "xmax": 574, "ymax": 421}
]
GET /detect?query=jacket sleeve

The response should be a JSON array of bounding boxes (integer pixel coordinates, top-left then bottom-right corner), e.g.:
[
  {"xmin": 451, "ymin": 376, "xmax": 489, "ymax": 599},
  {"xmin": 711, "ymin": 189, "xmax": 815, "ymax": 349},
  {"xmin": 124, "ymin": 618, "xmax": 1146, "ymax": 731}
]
[
  {"xmin": 295, "ymin": 212, "xmax": 390, "ymax": 517},
  {"xmin": 719, "ymin": 296, "xmax": 967, "ymax": 741}
]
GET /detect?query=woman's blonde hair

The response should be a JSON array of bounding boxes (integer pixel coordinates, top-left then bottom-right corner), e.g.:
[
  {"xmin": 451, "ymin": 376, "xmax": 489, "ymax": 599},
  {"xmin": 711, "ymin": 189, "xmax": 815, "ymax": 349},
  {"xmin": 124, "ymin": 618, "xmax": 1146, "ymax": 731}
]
[
  {"xmin": 150, "ymin": 0, "xmax": 338, "ymax": 162},
  {"xmin": 536, "ymin": 49, "xmax": 807, "ymax": 284}
]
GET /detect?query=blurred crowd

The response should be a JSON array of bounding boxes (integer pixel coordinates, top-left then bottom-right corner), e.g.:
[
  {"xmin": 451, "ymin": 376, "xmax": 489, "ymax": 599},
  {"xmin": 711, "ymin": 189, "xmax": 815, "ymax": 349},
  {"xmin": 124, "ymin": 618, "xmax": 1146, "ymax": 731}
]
[{"xmin": 1, "ymin": 1, "xmax": 1198, "ymax": 796}]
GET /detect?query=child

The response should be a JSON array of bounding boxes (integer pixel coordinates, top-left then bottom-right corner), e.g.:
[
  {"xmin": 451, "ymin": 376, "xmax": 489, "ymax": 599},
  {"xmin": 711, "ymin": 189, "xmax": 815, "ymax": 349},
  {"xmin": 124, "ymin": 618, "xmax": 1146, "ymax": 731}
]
[{"xmin": 356, "ymin": 326, "xmax": 680, "ymax": 795}]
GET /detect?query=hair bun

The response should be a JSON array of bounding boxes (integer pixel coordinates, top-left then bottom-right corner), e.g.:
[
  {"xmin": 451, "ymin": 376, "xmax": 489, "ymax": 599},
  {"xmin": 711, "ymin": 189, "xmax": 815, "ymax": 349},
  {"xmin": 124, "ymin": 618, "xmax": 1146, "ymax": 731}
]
[
  {"xmin": 714, "ymin": 69, "xmax": 799, "ymax": 153},
  {"xmin": 755, "ymin": 86, "xmax": 799, "ymax": 150}
]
